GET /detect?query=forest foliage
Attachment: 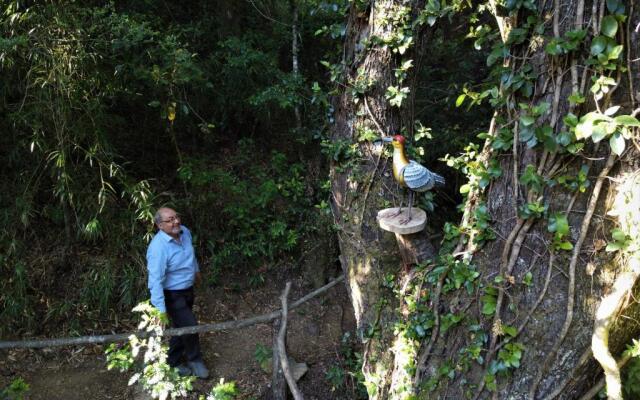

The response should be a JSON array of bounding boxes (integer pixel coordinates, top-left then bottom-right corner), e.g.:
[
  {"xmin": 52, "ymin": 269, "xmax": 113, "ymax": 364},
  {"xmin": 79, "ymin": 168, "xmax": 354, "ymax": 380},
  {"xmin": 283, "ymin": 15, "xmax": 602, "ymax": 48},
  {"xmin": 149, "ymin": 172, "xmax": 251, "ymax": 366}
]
[
  {"xmin": 4, "ymin": 0, "xmax": 640, "ymax": 399},
  {"xmin": 0, "ymin": 0, "xmax": 487, "ymax": 337}
]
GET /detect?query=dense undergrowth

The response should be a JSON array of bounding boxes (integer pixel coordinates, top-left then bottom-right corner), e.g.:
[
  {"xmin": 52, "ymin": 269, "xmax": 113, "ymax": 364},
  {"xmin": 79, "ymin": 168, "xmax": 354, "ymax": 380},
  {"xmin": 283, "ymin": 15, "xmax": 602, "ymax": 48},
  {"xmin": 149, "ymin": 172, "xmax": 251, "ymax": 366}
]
[{"xmin": 0, "ymin": 0, "xmax": 487, "ymax": 349}]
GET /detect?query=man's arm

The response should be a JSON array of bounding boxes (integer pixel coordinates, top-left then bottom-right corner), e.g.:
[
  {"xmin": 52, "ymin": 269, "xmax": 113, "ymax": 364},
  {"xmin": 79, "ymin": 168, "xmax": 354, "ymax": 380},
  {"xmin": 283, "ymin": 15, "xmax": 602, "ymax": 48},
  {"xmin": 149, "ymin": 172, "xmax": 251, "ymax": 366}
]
[
  {"xmin": 185, "ymin": 227, "xmax": 201, "ymax": 285},
  {"xmin": 146, "ymin": 243, "xmax": 168, "ymax": 313}
]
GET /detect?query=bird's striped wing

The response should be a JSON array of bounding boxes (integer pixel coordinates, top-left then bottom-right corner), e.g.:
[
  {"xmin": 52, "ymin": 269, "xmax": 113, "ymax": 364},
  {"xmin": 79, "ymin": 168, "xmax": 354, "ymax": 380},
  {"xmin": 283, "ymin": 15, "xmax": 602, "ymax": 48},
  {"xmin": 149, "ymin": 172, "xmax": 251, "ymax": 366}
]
[{"xmin": 401, "ymin": 161, "xmax": 445, "ymax": 192}]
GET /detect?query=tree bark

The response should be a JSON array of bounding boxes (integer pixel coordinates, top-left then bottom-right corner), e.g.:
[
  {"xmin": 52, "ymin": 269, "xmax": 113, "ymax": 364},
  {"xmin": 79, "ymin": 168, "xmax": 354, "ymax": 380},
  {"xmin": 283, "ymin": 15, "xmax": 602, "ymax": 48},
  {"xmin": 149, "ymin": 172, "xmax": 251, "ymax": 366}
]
[
  {"xmin": 420, "ymin": 1, "xmax": 640, "ymax": 399},
  {"xmin": 329, "ymin": 1, "xmax": 435, "ymax": 398},
  {"xmin": 330, "ymin": 0, "xmax": 640, "ymax": 399}
]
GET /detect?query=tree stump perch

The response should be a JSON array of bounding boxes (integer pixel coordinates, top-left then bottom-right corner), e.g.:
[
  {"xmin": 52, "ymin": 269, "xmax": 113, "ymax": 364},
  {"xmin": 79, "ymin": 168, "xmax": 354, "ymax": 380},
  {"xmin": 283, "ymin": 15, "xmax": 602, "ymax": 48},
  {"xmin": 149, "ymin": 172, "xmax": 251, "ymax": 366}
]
[{"xmin": 377, "ymin": 207, "xmax": 433, "ymax": 266}]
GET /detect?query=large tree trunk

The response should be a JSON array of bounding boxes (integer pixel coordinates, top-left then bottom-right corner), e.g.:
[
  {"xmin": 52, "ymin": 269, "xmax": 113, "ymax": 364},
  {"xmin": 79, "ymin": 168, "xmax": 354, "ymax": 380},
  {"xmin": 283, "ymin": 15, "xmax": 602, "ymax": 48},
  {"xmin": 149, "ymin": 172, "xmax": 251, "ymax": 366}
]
[
  {"xmin": 329, "ymin": 1, "xmax": 435, "ymax": 398},
  {"xmin": 331, "ymin": 0, "xmax": 640, "ymax": 399}
]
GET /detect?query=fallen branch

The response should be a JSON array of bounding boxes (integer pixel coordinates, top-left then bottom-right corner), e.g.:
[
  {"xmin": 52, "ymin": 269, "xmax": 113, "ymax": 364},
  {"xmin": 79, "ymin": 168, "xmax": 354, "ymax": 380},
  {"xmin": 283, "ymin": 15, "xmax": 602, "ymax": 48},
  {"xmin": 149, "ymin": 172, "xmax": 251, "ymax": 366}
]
[
  {"xmin": 278, "ymin": 282, "xmax": 304, "ymax": 400},
  {"xmin": 272, "ymin": 317, "xmax": 286, "ymax": 400},
  {"xmin": 0, "ymin": 275, "xmax": 345, "ymax": 350}
]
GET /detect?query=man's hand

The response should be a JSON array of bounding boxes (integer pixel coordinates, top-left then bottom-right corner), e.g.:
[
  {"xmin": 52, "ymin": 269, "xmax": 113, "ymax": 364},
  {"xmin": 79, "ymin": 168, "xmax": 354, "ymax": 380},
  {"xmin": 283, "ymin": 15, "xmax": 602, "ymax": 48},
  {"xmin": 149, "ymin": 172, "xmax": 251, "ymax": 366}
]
[{"xmin": 159, "ymin": 312, "xmax": 169, "ymax": 329}]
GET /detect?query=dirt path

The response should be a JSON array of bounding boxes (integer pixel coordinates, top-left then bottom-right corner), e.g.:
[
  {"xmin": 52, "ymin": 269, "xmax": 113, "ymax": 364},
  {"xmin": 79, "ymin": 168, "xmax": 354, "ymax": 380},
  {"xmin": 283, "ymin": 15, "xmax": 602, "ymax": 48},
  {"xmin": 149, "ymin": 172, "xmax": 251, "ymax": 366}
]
[{"xmin": 0, "ymin": 271, "xmax": 358, "ymax": 399}]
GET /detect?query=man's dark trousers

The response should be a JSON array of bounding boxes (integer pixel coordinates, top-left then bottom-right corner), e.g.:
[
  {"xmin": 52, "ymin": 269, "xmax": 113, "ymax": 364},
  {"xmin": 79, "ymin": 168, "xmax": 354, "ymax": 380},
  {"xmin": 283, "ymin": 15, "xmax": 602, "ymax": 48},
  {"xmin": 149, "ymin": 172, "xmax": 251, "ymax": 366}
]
[{"xmin": 164, "ymin": 287, "xmax": 202, "ymax": 366}]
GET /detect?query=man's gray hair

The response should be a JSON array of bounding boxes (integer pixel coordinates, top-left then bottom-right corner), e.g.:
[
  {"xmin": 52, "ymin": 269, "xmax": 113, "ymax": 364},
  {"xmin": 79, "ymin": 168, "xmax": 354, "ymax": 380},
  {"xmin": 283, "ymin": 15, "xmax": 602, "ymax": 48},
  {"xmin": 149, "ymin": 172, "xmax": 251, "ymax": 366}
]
[{"xmin": 153, "ymin": 209, "xmax": 163, "ymax": 225}]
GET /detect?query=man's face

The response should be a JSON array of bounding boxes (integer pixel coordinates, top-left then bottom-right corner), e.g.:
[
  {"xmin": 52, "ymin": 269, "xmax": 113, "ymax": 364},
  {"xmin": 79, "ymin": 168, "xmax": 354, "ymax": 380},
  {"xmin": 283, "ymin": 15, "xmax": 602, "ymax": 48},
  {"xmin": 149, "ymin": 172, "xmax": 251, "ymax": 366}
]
[{"xmin": 157, "ymin": 208, "xmax": 181, "ymax": 238}]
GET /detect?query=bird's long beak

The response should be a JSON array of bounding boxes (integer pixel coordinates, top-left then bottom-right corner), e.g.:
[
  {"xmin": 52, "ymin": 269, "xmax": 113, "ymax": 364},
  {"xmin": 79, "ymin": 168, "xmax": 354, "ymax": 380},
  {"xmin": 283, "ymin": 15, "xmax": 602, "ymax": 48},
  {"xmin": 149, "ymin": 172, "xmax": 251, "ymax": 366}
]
[{"xmin": 375, "ymin": 137, "xmax": 393, "ymax": 144}]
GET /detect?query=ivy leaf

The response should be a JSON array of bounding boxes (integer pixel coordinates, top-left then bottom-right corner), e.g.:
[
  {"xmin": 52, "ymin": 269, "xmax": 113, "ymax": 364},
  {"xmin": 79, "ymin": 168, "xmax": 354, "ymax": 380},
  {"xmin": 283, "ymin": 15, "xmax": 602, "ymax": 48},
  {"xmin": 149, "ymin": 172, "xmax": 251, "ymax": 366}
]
[
  {"xmin": 609, "ymin": 132, "xmax": 625, "ymax": 155},
  {"xmin": 606, "ymin": 242, "xmax": 624, "ymax": 251},
  {"xmin": 601, "ymin": 15, "xmax": 618, "ymax": 38},
  {"xmin": 520, "ymin": 115, "xmax": 535, "ymax": 126},
  {"xmin": 604, "ymin": 106, "xmax": 620, "ymax": 116},
  {"xmin": 482, "ymin": 301, "xmax": 496, "ymax": 315},
  {"xmin": 614, "ymin": 115, "xmax": 640, "ymax": 127},
  {"xmin": 606, "ymin": 0, "xmax": 620, "ymax": 12},
  {"xmin": 563, "ymin": 113, "xmax": 579, "ymax": 127},
  {"xmin": 590, "ymin": 36, "xmax": 608, "ymax": 55},
  {"xmin": 548, "ymin": 213, "xmax": 569, "ymax": 235},
  {"xmin": 608, "ymin": 45, "xmax": 623, "ymax": 60},
  {"xmin": 591, "ymin": 123, "xmax": 607, "ymax": 143},
  {"xmin": 519, "ymin": 125, "xmax": 535, "ymax": 142},
  {"xmin": 568, "ymin": 93, "xmax": 585, "ymax": 105},
  {"xmin": 612, "ymin": 228, "xmax": 627, "ymax": 242},
  {"xmin": 523, "ymin": 272, "xmax": 533, "ymax": 286},
  {"xmin": 503, "ymin": 325, "xmax": 517, "ymax": 337},
  {"xmin": 558, "ymin": 241, "xmax": 574, "ymax": 250}
]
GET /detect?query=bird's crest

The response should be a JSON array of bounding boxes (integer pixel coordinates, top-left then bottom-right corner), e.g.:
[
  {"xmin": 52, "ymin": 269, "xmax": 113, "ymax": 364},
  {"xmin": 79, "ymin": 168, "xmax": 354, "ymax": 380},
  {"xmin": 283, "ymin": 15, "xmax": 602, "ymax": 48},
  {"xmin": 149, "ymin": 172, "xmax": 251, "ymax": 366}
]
[{"xmin": 393, "ymin": 135, "xmax": 405, "ymax": 143}]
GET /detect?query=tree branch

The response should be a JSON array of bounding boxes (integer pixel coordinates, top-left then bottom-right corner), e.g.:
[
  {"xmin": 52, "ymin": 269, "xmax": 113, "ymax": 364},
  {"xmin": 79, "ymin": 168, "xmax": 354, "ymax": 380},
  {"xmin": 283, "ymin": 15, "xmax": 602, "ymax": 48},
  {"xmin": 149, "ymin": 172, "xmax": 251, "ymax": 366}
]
[
  {"xmin": 0, "ymin": 275, "xmax": 345, "ymax": 350},
  {"xmin": 278, "ymin": 282, "xmax": 304, "ymax": 400}
]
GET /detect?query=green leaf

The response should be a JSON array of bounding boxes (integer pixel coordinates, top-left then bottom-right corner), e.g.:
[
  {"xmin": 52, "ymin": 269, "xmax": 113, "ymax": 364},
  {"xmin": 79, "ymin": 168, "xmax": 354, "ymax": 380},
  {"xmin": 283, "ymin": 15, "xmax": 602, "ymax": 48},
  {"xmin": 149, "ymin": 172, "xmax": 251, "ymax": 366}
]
[
  {"xmin": 548, "ymin": 213, "xmax": 569, "ymax": 235},
  {"xmin": 604, "ymin": 106, "xmax": 620, "ymax": 116},
  {"xmin": 456, "ymin": 94, "xmax": 466, "ymax": 107},
  {"xmin": 520, "ymin": 125, "xmax": 535, "ymax": 142},
  {"xmin": 609, "ymin": 132, "xmax": 625, "ymax": 155},
  {"xmin": 608, "ymin": 45, "xmax": 624, "ymax": 60},
  {"xmin": 591, "ymin": 123, "xmax": 607, "ymax": 142},
  {"xmin": 612, "ymin": 228, "xmax": 627, "ymax": 242},
  {"xmin": 482, "ymin": 302, "xmax": 496, "ymax": 315},
  {"xmin": 503, "ymin": 325, "xmax": 517, "ymax": 337},
  {"xmin": 558, "ymin": 241, "xmax": 574, "ymax": 250},
  {"xmin": 520, "ymin": 115, "xmax": 535, "ymax": 126},
  {"xmin": 606, "ymin": 0, "xmax": 625, "ymax": 14},
  {"xmin": 568, "ymin": 93, "xmax": 585, "ymax": 105},
  {"xmin": 606, "ymin": 242, "xmax": 623, "ymax": 252},
  {"xmin": 590, "ymin": 36, "xmax": 608, "ymax": 55},
  {"xmin": 606, "ymin": 0, "xmax": 620, "ymax": 12},
  {"xmin": 614, "ymin": 115, "xmax": 640, "ymax": 127},
  {"xmin": 601, "ymin": 16, "xmax": 618, "ymax": 38},
  {"xmin": 523, "ymin": 272, "xmax": 533, "ymax": 286}
]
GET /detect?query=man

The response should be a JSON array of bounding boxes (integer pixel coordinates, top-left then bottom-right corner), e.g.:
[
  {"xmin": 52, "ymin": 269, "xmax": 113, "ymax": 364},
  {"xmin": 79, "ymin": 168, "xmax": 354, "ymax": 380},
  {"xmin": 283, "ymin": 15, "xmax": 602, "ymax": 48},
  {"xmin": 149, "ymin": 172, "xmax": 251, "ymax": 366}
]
[{"xmin": 146, "ymin": 206, "xmax": 209, "ymax": 379}]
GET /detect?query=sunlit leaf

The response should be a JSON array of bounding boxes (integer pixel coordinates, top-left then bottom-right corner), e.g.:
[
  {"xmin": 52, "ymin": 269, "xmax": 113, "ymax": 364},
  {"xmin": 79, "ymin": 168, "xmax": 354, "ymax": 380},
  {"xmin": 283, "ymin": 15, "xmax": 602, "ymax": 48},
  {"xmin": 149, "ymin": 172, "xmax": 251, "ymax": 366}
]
[
  {"xmin": 590, "ymin": 36, "xmax": 607, "ymax": 55},
  {"xmin": 601, "ymin": 15, "xmax": 618, "ymax": 38},
  {"xmin": 609, "ymin": 132, "xmax": 625, "ymax": 155}
]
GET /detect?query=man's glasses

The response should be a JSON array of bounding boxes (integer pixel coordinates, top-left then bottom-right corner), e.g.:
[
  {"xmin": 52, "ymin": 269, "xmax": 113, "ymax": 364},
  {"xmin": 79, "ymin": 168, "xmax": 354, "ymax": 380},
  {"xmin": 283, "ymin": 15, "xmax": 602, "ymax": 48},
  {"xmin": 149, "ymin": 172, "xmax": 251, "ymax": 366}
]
[{"xmin": 161, "ymin": 215, "xmax": 181, "ymax": 224}]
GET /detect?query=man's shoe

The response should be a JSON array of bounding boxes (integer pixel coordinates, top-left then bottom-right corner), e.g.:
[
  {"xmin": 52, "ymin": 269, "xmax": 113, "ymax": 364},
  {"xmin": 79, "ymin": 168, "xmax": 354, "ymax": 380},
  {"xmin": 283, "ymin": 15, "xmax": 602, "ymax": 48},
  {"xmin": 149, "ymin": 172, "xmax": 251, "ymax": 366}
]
[
  {"xmin": 175, "ymin": 364, "xmax": 191, "ymax": 377},
  {"xmin": 187, "ymin": 360, "xmax": 209, "ymax": 379}
]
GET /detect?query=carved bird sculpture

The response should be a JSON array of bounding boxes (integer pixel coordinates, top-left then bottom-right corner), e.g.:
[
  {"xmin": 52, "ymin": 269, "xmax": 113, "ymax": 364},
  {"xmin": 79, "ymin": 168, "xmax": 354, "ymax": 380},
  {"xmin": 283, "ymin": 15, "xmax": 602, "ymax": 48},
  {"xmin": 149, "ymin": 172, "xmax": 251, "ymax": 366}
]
[{"xmin": 379, "ymin": 134, "xmax": 445, "ymax": 223}]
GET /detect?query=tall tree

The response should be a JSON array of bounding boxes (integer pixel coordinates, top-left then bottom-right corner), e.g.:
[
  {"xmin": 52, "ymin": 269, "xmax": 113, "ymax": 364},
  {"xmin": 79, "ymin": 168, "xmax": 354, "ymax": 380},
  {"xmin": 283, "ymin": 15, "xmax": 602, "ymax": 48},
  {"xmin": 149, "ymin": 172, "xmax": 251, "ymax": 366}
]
[
  {"xmin": 329, "ymin": 1, "xmax": 439, "ymax": 398},
  {"xmin": 330, "ymin": 0, "xmax": 640, "ymax": 399}
]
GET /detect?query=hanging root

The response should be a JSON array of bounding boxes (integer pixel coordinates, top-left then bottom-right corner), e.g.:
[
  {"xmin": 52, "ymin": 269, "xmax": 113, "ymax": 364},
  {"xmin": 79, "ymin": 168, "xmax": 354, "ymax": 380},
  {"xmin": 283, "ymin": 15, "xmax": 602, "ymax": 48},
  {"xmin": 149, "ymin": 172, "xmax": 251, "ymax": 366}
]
[
  {"xmin": 578, "ymin": 354, "xmax": 632, "ymax": 400},
  {"xmin": 414, "ymin": 265, "xmax": 448, "ymax": 383},
  {"xmin": 590, "ymin": 168, "xmax": 640, "ymax": 399},
  {"xmin": 529, "ymin": 153, "xmax": 617, "ymax": 399},
  {"xmin": 591, "ymin": 258, "xmax": 640, "ymax": 400}
]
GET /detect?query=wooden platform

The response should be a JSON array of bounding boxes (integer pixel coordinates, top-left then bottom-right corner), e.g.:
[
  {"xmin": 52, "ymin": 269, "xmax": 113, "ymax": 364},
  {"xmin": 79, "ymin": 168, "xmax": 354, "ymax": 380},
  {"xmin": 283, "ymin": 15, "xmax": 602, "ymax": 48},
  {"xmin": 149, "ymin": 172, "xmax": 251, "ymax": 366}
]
[{"xmin": 376, "ymin": 207, "xmax": 427, "ymax": 234}]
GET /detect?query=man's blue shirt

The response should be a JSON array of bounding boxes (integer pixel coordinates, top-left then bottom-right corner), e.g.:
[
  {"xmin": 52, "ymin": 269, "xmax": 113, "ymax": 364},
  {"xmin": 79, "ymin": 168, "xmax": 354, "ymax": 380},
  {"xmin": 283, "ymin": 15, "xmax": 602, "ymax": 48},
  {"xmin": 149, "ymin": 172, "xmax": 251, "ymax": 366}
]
[{"xmin": 146, "ymin": 226, "xmax": 200, "ymax": 313}]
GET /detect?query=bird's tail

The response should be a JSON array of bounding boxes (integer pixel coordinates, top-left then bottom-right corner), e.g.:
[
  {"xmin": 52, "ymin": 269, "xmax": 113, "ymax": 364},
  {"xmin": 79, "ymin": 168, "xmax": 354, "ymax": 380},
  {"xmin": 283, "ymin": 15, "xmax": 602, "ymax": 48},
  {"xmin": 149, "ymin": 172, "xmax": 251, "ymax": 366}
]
[{"xmin": 432, "ymin": 172, "xmax": 446, "ymax": 187}]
